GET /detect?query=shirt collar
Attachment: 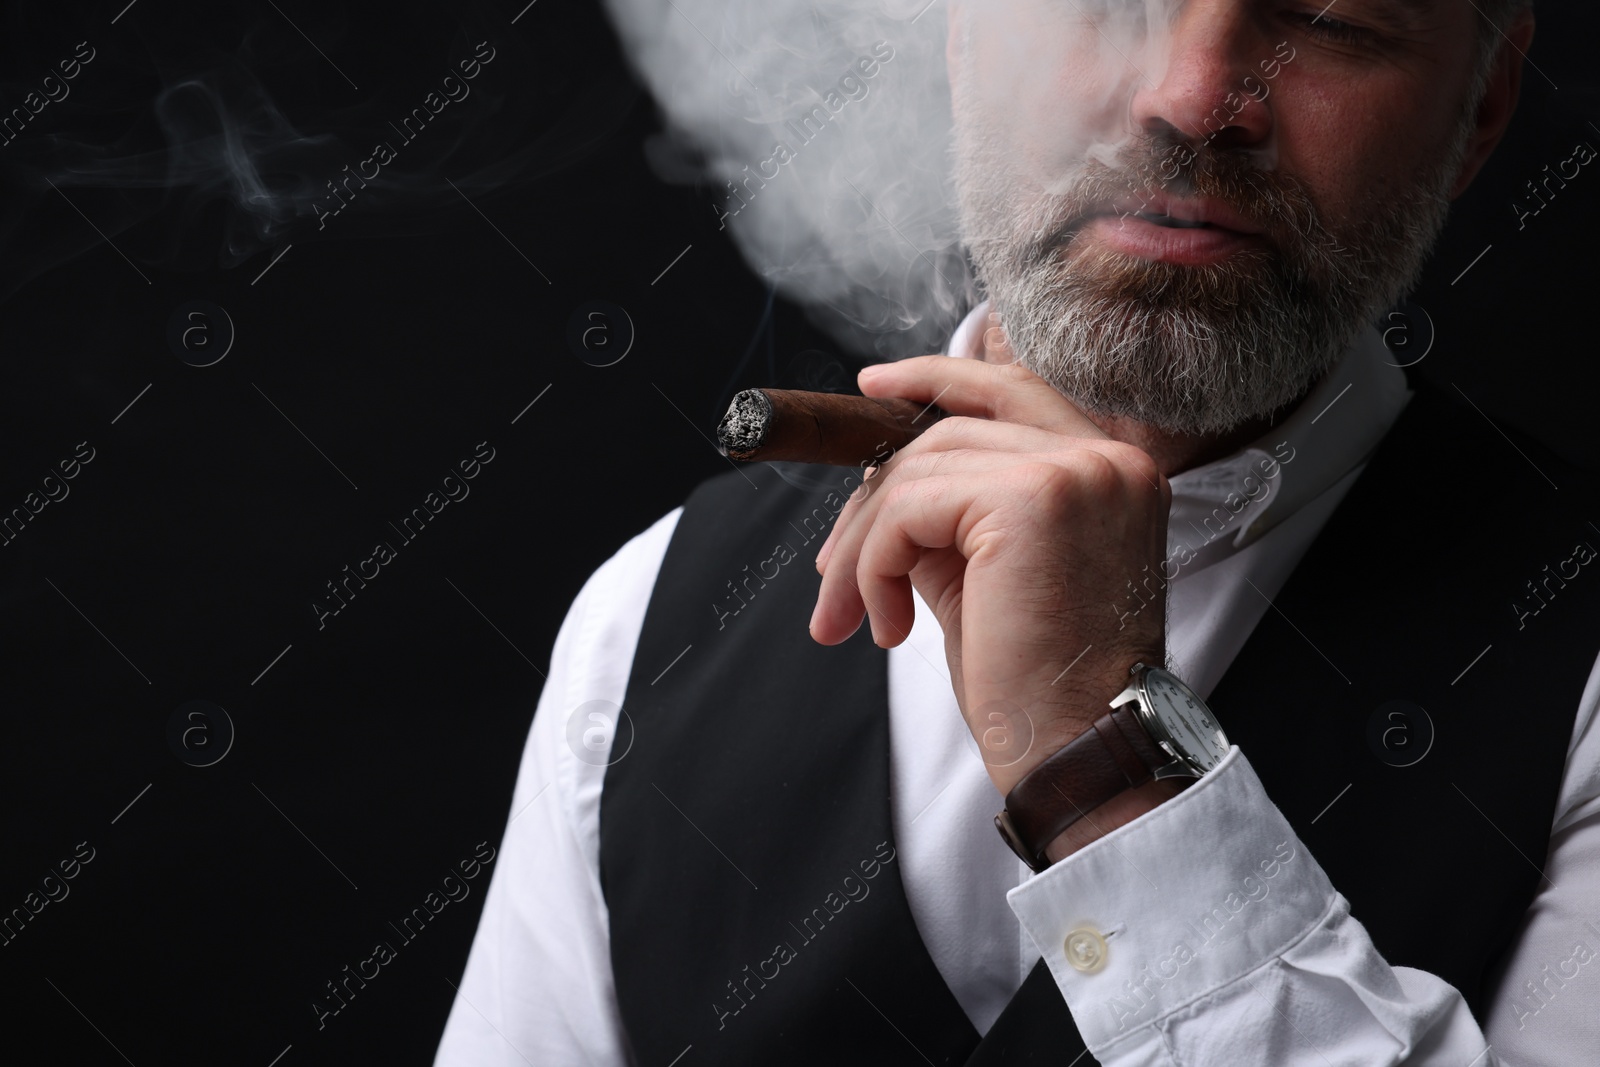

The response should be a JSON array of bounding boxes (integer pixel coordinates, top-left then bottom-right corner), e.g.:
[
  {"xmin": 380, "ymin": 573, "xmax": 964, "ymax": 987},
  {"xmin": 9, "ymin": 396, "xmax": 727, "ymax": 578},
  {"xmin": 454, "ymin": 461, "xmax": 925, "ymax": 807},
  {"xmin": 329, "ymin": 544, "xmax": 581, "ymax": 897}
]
[{"xmin": 944, "ymin": 299, "xmax": 1412, "ymax": 574}]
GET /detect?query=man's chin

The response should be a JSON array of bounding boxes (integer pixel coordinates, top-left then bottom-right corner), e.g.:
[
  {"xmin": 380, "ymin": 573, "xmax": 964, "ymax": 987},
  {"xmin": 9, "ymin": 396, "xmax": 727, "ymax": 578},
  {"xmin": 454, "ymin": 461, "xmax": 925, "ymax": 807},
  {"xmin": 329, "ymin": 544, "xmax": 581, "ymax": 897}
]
[{"xmin": 995, "ymin": 285, "xmax": 1347, "ymax": 438}]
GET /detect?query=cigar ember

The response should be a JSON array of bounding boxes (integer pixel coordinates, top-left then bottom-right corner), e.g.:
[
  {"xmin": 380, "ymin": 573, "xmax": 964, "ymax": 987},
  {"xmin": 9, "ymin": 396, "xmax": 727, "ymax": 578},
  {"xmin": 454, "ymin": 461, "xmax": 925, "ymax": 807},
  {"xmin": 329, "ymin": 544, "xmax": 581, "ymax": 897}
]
[{"xmin": 716, "ymin": 387, "xmax": 948, "ymax": 466}]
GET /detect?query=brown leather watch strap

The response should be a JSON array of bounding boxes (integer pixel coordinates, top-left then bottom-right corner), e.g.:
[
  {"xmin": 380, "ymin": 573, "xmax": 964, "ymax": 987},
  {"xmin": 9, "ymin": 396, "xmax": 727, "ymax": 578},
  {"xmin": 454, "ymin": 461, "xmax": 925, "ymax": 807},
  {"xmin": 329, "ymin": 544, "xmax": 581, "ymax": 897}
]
[{"xmin": 994, "ymin": 703, "xmax": 1172, "ymax": 872}]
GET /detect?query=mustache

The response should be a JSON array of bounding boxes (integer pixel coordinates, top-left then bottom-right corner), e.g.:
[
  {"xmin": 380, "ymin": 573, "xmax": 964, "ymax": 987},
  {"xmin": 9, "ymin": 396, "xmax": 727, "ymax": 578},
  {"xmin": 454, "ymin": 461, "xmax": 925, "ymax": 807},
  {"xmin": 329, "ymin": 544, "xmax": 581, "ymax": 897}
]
[{"xmin": 1034, "ymin": 136, "xmax": 1327, "ymax": 261}]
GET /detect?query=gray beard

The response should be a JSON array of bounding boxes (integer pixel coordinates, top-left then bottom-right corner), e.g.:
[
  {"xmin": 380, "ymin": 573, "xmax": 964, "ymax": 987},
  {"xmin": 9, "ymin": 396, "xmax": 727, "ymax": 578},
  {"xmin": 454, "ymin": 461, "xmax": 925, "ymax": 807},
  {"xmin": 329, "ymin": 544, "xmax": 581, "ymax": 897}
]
[{"xmin": 953, "ymin": 116, "xmax": 1474, "ymax": 436}]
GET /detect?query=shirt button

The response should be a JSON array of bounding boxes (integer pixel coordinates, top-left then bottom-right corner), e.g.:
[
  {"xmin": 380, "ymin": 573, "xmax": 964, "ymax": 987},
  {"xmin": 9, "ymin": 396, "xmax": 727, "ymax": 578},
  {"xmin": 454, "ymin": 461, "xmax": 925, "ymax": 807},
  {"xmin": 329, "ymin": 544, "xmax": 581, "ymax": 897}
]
[{"xmin": 1064, "ymin": 928, "xmax": 1108, "ymax": 974}]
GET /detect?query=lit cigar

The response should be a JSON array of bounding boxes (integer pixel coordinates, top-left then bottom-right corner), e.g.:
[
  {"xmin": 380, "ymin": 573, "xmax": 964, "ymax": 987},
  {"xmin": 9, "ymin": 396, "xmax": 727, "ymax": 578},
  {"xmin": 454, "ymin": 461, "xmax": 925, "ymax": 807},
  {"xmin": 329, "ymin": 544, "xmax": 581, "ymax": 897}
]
[{"xmin": 716, "ymin": 388, "xmax": 949, "ymax": 466}]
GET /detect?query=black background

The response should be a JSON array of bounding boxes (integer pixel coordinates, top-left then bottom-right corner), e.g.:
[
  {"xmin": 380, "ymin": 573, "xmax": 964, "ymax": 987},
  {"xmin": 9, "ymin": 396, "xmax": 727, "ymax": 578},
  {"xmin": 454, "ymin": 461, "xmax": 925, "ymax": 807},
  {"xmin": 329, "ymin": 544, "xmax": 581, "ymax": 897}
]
[{"xmin": 0, "ymin": 1, "xmax": 1594, "ymax": 1064}]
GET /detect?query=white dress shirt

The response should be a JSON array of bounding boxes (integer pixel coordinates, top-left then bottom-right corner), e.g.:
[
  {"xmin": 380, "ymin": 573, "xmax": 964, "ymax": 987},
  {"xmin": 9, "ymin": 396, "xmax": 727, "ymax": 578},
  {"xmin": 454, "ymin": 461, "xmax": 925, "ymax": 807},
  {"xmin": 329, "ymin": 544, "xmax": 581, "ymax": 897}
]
[{"xmin": 436, "ymin": 305, "xmax": 1600, "ymax": 1066}]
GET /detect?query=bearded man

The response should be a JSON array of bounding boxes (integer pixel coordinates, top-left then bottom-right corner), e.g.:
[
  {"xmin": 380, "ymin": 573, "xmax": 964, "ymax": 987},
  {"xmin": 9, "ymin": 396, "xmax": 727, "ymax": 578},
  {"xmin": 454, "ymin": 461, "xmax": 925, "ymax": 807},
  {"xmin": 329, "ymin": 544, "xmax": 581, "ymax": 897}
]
[{"xmin": 436, "ymin": 1, "xmax": 1600, "ymax": 1063}]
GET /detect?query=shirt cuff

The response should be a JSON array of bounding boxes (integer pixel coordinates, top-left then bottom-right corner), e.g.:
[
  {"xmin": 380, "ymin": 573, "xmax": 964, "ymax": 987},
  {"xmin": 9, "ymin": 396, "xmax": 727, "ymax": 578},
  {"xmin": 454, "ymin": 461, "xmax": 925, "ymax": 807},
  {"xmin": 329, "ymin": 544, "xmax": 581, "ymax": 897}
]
[{"xmin": 1005, "ymin": 746, "xmax": 1337, "ymax": 1053}]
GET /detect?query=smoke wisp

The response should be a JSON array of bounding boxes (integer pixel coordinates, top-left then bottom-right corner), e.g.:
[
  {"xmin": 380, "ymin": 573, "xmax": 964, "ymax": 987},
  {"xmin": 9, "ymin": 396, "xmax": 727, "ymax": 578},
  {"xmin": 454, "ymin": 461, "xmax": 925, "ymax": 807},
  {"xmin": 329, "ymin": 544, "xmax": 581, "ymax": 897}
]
[{"xmin": 601, "ymin": 0, "xmax": 971, "ymax": 359}]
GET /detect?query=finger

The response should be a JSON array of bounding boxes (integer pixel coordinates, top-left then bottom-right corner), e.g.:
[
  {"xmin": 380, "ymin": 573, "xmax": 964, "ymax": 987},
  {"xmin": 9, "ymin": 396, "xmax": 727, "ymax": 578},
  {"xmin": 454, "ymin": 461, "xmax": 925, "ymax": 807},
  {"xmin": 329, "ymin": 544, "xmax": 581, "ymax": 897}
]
[
  {"xmin": 815, "ymin": 432, "xmax": 1030, "ymax": 575},
  {"xmin": 815, "ymin": 419, "xmax": 1157, "ymax": 573},
  {"xmin": 852, "ymin": 466, "xmax": 1061, "ymax": 650},
  {"xmin": 811, "ymin": 450, "xmax": 1026, "ymax": 645},
  {"xmin": 858, "ymin": 355, "xmax": 1109, "ymax": 438},
  {"xmin": 856, "ymin": 461, "xmax": 1163, "ymax": 704},
  {"xmin": 891, "ymin": 417, "xmax": 1165, "ymax": 495},
  {"xmin": 852, "ymin": 477, "xmax": 968, "ymax": 648}
]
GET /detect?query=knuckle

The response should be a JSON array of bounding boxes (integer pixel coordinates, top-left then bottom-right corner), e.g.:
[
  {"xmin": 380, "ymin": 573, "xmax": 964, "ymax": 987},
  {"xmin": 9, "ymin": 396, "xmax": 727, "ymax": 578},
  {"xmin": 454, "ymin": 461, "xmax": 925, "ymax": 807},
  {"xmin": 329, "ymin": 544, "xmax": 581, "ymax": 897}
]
[
  {"xmin": 897, "ymin": 451, "xmax": 943, "ymax": 480},
  {"xmin": 994, "ymin": 359, "xmax": 1037, "ymax": 384},
  {"xmin": 920, "ymin": 415, "xmax": 967, "ymax": 446},
  {"xmin": 1019, "ymin": 461, "xmax": 1077, "ymax": 501},
  {"xmin": 900, "ymin": 447, "xmax": 974, "ymax": 481},
  {"xmin": 1070, "ymin": 448, "xmax": 1122, "ymax": 493},
  {"xmin": 1117, "ymin": 444, "xmax": 1163, "ymax": 487},
  {"xmin": 881, "ymin": 479, "xmax": 920, "ymax": 513}
]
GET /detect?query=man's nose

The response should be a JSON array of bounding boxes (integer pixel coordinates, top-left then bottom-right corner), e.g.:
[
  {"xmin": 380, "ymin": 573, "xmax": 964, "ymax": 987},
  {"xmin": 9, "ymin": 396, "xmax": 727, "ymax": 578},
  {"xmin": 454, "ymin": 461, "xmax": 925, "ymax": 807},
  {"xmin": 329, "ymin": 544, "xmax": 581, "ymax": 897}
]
[{"xmin": 1126, "ymin": 2, "xmax": 1275, "ymax": 150}]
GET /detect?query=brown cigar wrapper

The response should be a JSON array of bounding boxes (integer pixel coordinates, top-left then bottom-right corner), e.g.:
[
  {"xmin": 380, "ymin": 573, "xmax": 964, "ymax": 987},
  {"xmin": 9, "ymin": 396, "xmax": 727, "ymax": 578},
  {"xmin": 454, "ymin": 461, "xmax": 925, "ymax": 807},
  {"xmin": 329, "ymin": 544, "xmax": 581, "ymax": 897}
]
[{"xmin": 718, "ymin": 388, "xmax": 948, "ymax": 467}]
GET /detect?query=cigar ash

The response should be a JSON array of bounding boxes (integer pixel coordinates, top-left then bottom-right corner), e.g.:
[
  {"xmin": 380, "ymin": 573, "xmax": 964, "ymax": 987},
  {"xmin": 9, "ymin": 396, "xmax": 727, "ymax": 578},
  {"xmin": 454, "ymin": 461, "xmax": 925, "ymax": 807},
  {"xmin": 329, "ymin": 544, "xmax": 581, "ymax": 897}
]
[{"xmin": 717, "ymin": 389, "xmax": 773, "ymax": 456}]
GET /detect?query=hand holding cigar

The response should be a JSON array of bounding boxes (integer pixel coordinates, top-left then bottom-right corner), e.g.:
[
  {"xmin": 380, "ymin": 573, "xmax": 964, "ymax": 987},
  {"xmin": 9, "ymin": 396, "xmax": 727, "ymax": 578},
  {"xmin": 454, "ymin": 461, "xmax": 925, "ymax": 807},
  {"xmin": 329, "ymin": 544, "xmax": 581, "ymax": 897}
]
[
  {"xmin": 802, "ymin": 355, "xmax": 1170, "ymax": 845},
  {"xmin": 715, "ymin": 387, "xmax": 951, "ymax": 467}
]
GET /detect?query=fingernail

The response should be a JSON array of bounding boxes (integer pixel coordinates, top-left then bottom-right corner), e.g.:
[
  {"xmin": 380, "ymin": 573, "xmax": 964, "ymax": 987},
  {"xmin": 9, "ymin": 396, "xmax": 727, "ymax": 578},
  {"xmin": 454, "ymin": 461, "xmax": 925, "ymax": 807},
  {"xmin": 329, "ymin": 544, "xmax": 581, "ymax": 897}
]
[{"xmin": 858, "ymin": 364, "xmax": 886, "ymax": 380}]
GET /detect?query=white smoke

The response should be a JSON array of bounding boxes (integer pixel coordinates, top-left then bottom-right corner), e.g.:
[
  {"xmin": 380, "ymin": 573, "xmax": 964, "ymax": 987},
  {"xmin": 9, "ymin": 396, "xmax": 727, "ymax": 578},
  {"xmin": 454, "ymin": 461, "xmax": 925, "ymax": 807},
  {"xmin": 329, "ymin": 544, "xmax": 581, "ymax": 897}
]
[{"xmin": 601, "ymin": 0, "xmax": 971, "ymax": 359}]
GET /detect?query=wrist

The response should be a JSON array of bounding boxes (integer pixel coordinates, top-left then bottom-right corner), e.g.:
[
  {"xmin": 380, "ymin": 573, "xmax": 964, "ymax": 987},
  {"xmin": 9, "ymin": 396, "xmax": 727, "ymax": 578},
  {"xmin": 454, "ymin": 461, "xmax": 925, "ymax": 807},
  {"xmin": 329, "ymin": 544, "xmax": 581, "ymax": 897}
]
[
  {"xmin": 985, "ymin": 648, "xmax": 1165, "ymax": 798},
  {"xmin": 1040, "ymin": 775, "xmax": 1190, "ymax": 863},
  {"xmin": 994, "ymin": 661, "xmax": 1226, "ymax": 874}
]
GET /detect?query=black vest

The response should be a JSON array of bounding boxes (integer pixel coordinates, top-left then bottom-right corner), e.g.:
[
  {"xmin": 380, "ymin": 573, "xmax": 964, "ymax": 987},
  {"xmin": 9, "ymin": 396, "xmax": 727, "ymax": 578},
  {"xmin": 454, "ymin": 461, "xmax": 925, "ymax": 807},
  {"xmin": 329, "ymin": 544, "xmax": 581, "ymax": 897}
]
[{"xmin": 599, "ymin": 383, "xmax": 1600, "ymax": 1065}]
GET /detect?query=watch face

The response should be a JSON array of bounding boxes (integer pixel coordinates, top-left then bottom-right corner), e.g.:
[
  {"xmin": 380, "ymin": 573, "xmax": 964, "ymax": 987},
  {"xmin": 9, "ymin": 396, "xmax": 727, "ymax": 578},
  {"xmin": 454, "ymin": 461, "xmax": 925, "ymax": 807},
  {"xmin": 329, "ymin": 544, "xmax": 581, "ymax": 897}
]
[{"xmin": 1143, "ymin": 671, "xmax": 1230, "ymax": 771}]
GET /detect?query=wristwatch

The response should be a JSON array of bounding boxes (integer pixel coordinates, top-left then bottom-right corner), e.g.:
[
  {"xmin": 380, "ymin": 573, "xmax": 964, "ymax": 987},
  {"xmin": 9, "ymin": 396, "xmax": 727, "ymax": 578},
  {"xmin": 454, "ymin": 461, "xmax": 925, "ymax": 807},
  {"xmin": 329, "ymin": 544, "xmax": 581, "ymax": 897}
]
[{"xmin": 994, "ymin": 662, "xmax": 1231, "ymax": 873}]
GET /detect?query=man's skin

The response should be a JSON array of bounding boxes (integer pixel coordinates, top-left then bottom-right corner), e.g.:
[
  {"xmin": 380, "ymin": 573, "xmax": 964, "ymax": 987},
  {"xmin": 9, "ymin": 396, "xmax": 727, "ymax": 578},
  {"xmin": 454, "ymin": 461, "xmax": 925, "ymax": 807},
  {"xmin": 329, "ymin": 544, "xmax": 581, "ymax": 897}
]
[{"xmin": 809, "ymin": 0, "xmax": 1533, "ymax": 862}]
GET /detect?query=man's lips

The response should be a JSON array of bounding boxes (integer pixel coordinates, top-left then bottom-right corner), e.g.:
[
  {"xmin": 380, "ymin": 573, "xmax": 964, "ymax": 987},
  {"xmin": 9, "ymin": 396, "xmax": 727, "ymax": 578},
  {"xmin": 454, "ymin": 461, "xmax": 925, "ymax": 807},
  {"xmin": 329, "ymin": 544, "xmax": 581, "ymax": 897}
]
[
  {"xmin": 1085, "ymin": 192, "xmax": 1266, "ymax": 235},
  {"xmin": 1054, "ymin": 191, "xmax": 1271, "ymax": 267}
]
